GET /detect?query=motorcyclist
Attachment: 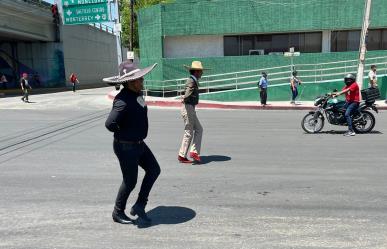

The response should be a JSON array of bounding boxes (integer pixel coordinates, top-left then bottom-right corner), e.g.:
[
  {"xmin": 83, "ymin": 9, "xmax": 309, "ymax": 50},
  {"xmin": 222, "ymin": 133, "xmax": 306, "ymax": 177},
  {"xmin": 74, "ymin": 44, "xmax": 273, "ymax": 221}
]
[{"xmin": 332, "ymin": 73, "xmax": 360, "ymax": 137}]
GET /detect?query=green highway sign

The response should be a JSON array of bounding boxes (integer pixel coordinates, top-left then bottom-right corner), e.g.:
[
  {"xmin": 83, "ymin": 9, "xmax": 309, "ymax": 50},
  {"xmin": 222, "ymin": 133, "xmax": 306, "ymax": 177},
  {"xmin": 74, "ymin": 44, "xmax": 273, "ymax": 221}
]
[
  {"xmin": 63, "ymin": 2, "xmax": 109, "ymax": 25},
  {"xmin": 62, "ymin": 0, "xmax": 108, "ymax": 7}
]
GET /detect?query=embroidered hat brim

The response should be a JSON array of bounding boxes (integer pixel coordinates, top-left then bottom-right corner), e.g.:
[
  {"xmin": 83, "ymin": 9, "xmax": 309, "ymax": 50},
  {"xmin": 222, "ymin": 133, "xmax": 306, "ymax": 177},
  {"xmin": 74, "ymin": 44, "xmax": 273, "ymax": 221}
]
[{"xmin": 103, "ymin": 63, "xmax": 157, "ymax": 85}]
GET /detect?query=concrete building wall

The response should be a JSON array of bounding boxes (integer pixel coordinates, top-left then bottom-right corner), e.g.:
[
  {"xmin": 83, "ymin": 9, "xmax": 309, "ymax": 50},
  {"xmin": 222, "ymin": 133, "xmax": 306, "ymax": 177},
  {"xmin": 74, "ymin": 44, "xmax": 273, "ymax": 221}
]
[
  {"xmin": 61, "ymin": 25, "xmax": 119, "ymax": 86},
  {"xmin": 17, "ymin": 42, "xmax": 65, "ymax": 86},
  {"xmin": 163, "ymin": 35, "xmax": 223, "ymax": 58}
]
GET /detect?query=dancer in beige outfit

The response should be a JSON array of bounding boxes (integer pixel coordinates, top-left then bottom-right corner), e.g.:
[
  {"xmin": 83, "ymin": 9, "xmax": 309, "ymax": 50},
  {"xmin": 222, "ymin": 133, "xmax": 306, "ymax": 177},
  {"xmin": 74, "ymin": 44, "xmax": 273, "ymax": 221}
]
[{"xmin": 178, "ymin": 61, "xmax": 208, "ymax": 164}]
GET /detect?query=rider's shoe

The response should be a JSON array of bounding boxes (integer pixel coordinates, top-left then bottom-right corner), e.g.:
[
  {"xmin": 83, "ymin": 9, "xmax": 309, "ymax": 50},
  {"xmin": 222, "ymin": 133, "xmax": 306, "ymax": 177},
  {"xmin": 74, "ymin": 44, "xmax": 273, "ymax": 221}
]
[{"xmin": 343, "ymin": 130, "xmax": 356, "ymax": 137}]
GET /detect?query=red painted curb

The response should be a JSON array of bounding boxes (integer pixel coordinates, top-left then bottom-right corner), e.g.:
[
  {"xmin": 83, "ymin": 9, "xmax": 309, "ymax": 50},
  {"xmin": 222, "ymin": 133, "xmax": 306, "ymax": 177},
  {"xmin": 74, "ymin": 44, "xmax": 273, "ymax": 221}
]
[
  {"xmin": 146, "ymin": 100, "xmax": 315, "ymax": 110},
  {"xmin": 107, "ymin": 91, "xmax": 387, "ymax": 111}
]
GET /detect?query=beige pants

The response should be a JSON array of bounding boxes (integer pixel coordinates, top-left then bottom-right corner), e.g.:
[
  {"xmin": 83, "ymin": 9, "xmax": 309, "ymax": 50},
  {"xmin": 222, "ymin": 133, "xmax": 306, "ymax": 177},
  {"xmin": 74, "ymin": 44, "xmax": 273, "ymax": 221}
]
[{"xmin": 179, "ymin": 104, "xmax": 203, "ymax": 157}]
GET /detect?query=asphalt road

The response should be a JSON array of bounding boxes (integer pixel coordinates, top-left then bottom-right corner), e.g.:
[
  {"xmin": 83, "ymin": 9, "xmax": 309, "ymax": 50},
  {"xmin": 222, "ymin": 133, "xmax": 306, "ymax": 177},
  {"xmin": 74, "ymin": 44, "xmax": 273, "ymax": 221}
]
[{"xmin": 1, "ymin": 89, "xmax": 387, "ymax": 249}]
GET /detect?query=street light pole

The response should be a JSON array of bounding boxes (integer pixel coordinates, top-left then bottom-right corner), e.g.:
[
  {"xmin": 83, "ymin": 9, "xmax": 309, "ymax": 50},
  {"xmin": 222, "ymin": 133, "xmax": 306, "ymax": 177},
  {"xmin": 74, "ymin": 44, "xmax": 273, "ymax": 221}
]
[
  {"xmin": 116, "ymin": 0, "xmax": 123, "ymax": 64},
  {"xmin": 356, "ymin": 0, "xmax": 372, "ymax": 91}
]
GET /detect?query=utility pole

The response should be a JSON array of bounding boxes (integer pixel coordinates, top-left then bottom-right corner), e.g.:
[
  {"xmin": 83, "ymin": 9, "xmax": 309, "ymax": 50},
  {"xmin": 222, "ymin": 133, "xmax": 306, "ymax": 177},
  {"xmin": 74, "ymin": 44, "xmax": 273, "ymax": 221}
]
[
  {"xmin": 356, "ymin": 0, "xmax": 372, "ymax": 91},
  {"xmin": 130, "ymin": 0, "xmax": 134, "ymax": 52},
  {"xmin": 114, "ymin": 0, "xmax": 123, "ymax": 65}
]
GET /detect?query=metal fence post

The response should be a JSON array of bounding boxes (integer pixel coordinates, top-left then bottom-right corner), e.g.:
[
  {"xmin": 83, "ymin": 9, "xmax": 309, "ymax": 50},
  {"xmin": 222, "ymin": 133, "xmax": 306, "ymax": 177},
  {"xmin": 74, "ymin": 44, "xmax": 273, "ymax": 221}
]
[{"xmin": 235, "ymin": 73, "xmax": 238, "ymax": 89}]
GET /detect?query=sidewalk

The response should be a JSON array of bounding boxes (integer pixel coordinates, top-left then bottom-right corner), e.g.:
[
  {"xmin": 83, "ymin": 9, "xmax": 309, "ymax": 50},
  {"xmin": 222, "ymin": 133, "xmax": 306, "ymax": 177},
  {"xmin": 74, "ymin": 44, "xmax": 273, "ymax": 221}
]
[{"xmin": 108, "ymin": 90, "xmax": 387, "ymax": 110}]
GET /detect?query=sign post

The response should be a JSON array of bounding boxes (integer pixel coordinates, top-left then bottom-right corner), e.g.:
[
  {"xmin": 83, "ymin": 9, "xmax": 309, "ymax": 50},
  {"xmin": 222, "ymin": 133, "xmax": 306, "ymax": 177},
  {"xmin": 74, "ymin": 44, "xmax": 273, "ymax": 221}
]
[{"xmin": 284, "ymin": 47, "xmax": 300, "ymax": 75}]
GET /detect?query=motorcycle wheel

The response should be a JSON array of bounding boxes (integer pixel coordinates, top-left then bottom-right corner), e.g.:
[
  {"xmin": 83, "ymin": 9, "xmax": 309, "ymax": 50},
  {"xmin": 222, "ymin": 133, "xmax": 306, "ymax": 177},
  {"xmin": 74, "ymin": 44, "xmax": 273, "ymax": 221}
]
[
  {"xmin": 353, "ymin": 110, "xmax": 375, "ymax": 134},
  {"xmin": 301, "ymin": 113, "xmax": 324, "ymax": 133}
]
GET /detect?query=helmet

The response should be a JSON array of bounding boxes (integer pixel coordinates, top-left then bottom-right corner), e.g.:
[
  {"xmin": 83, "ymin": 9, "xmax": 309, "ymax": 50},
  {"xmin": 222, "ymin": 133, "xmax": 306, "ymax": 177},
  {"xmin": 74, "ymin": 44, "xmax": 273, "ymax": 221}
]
[
  {"xmin": 262, "ymin": 71, "xmax": 267, "ymax": 77},
  {"xmin": 344, "ymin": 73, "xmax": 356, "ymax": 85}
]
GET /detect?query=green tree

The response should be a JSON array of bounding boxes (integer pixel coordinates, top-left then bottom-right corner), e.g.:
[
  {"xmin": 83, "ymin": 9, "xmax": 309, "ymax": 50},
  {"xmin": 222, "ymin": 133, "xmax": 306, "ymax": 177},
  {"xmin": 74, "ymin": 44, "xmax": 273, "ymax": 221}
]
[{"xmin": 120, "ymin": 0, "xmax": 172, "ymax": 52}]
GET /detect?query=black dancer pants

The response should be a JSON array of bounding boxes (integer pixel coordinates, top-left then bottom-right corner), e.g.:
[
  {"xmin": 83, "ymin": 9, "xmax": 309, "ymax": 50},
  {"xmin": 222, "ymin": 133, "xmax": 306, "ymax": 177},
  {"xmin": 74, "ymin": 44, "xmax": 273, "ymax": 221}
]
[{"xmin": 113, "ymin": 141, "xmax": 160, "ymax": 211}]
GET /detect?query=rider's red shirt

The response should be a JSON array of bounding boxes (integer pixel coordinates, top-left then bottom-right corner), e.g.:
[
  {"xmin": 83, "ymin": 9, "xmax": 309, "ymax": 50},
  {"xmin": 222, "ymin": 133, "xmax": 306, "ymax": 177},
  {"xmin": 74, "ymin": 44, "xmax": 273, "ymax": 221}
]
[{"xmin": 342, "ymin": 82, "xmax": 360, "ymax": 103}]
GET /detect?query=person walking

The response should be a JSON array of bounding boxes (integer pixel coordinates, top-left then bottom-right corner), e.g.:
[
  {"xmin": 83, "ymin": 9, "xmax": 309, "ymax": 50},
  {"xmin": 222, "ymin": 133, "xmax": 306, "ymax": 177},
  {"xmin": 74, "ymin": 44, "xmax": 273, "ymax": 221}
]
[
  {"xmin": 0, "ymin": 74, "xmax": 7, "ymax": 90},
  {"xmin": 104, "ymin": 61, "xmax": 160, "ymax": 225},
  {"xmin": 368, "ymin": 65, "xmax": 377, "ymax": 88},
  {"xmin": 290, "ymin": 71, "xmax": 302, "ymax": 104},
  {"xmin": 258, "ymin": 72, "xmax": 268, "ymax": 106},
  {"xmin": 20, "ymin": 73, "xmax": 32, "ymax": 102},
  {"xmin": 69, "ymin": 73, "xmax": 79, "ymax": 92},
  {"xmin": 332, "ymin": 74, "xmax": 360, "ymax": 137},
  {"xmin": 178, "ymin": 61, "xmax": 208, "ymax": 164}
]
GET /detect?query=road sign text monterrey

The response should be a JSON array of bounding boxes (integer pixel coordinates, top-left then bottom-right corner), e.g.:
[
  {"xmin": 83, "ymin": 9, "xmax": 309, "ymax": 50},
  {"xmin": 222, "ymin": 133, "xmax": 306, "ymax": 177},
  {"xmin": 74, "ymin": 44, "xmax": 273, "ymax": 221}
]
[{"xmin": 63, "ymin": 2, "xmax": 109, "ymax": 25}]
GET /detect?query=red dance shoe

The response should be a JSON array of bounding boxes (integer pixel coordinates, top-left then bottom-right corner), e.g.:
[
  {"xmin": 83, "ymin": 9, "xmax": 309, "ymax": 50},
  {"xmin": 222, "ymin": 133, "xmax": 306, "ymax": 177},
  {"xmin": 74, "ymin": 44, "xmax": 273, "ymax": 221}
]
[
  {"xmin": 189, "ymin": 152, "xmax": 201, "ymax": 163},
  {"xmin": 178, "ymin": 155, "xmax": 193, "ymax": 163}
]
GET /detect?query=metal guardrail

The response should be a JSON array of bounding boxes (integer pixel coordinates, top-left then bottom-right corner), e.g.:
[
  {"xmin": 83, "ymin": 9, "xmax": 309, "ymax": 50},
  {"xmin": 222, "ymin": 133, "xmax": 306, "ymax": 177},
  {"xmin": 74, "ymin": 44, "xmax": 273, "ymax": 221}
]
[
  {"xmin": 144, "ymin": 55, "xmax": 387, "ymax": 97},
  {"xmin": 91, "ymin": 23, "xmax": 114, "ymax": 34}
]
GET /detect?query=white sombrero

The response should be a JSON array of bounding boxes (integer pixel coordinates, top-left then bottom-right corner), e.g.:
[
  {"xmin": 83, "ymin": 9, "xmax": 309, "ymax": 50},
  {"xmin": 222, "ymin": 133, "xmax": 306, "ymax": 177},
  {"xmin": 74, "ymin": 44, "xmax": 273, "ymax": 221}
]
[{"xmin": 103, "ymin": 60, "xmax": 157, "ymax": 85}]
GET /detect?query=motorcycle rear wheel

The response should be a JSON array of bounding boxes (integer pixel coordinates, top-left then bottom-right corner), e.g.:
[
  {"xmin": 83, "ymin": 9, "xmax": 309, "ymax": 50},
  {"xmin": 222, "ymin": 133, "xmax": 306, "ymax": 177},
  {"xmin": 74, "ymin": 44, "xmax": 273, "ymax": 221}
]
[
  {"xmin": 301, "ymin": 113, "xmax": 324, "ymax": 133},
  {"xmin": 353, "ymin": 110, "xmax": 375, "ymax": 133}
]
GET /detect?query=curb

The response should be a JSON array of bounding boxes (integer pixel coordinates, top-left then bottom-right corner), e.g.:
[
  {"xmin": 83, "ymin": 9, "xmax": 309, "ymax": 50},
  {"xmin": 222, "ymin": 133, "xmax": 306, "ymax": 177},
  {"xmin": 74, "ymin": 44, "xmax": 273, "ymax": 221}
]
[
  {"xmin": 145, "ymin": 100, "xmax": 315, "ymax": 110},
  {"xmin": 107, "ymin": 91, "xmax": 387, "ymax": 111}
]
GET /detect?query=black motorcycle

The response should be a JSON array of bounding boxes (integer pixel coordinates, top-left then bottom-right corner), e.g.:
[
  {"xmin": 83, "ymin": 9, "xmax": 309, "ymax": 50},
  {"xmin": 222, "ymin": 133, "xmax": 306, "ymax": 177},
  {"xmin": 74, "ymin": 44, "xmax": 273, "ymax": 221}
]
[{"xmin": 301, "ymin": 89, "xmax": 379, "ymax": 134}]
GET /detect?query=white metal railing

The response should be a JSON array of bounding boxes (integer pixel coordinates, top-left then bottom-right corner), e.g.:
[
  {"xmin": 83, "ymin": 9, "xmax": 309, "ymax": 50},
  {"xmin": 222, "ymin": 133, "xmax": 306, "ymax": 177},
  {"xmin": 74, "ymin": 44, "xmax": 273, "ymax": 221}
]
[{"xmin": 143, "ymin": 55, "xmax": 387, "ymax": 97}]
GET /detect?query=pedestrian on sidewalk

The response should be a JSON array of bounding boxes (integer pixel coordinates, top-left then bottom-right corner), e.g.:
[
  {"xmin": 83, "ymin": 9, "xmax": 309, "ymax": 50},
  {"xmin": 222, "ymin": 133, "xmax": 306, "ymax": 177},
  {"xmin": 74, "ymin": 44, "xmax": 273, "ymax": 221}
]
[
  {"xmin": 368, "ymin": 65, "xmax": 377, "ymax": 88},
  {"xmin": 0, "ymin": 74, "xmax": 7, "ymax": 90},
  {"xmin": 20, "ymin": 73, "xmax": 32, "ymax": 102},
  {"xmin": 258, "ymin": 71, "xmax": 268, "ymax": 106},
  {"xmin": 69, "ymin": 73, "xmax": 79, "ymax": 92},
  {"xmin": 178, "ymin": 61, "xmax": 208, "ymax": 164},
  {"xmin": 103, "ymin": 61, "xmax": 160, "ymax": 225},
  {"xmin": 290, "ymin": 71, "xmax": 302, "ymax": 104}
]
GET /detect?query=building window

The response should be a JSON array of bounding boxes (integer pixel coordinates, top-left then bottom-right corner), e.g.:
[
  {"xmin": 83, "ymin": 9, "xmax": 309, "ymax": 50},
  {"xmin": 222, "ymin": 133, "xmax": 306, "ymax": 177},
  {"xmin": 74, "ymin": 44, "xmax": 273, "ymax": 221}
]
[
  {"xmin": 331, "ymin": 29, "xmax": 387, "ymax": 52},
  {"xmin": 241, "ymin": 36, "xmax": 254, "ymax": 55},
  {"xmin": 255, "ymin": 35, "xmax": 272, "ymax": 54},
  {"xmin": 303, "ymin": 32, "xmax": 322, "ymax": 52},
  {"xmin": 382, "ymin": 30, "xmax": 387, "ymax": 50},
  {"xmin": 368, "ymin": 30, "xmax": 381, "ymax": 50},
  {"xmin": 224, "ymin": 32, "xmax": 322, "ymax": 56},
  {"xmin": 224, "ymin": 36, "xmax": 240, "ymax": 56}
]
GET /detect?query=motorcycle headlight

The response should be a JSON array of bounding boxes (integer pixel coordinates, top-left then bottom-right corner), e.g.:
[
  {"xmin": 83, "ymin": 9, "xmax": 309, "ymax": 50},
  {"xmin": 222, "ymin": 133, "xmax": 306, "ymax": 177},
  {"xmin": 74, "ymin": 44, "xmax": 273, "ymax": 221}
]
[{"xmin": 314, "ymin": 97, "xmax": 321, "ymax": 106}]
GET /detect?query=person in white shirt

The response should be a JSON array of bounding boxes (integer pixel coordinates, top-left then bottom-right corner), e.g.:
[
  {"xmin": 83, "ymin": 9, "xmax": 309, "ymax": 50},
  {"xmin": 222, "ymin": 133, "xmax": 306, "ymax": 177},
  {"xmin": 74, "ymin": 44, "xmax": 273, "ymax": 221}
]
[{"xmin": 368, "ymin": 65, "xmax": 377, "ymax": 88}]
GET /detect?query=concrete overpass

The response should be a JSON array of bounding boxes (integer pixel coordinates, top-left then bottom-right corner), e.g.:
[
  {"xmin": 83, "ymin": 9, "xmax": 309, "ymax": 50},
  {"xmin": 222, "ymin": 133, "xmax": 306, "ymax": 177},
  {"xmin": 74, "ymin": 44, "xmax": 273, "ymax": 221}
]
[
  {"xmin": 0, "ymin": 0, "xmax": 56, "ymax": 42},
  {"xmin": 0, "ymin": 0, "xmax": 120, "ymax": 90}
]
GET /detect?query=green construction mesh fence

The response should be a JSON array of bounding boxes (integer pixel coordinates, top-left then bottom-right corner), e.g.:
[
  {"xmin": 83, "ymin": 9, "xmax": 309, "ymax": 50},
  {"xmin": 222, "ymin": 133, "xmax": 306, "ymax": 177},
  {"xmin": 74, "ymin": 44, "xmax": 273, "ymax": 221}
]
[{"xmin": 137, "ymin": 0, "xmax": 387, "ymax": 100}]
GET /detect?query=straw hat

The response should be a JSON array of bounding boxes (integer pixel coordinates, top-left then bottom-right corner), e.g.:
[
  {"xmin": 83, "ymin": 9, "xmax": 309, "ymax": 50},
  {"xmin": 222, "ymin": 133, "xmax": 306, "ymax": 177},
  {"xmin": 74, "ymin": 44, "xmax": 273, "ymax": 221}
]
[
  {"xmin": 183, "ymin": 61, "xmax": 209, "ymax": 71},
  {"xmin": 103, "ymin": 60, "xmax": 157, "ymax": 85}
]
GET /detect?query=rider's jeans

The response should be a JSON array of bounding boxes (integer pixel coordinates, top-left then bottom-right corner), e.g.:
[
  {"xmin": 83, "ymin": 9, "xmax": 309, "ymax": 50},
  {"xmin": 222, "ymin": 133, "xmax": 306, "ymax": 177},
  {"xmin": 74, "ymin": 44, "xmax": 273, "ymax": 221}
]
[{"xmin": 344, "ymin": 101, "xmax": 359, "ymax": 132}]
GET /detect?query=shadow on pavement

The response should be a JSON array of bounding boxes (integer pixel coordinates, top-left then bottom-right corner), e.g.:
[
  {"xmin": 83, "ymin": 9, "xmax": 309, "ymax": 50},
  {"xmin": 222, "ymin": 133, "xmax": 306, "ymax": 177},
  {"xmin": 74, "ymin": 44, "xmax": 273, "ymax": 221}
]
[
  {"xmin": 136, "ymin": 206, "xmax": 196, "ymax": 229},
  {"xmin": 198, "ymin": 155, "xmax": 231, "ymax": 165},
  {"xmin": 305, "ymin": 130, "xmax": 383, "ymax": 135}
]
